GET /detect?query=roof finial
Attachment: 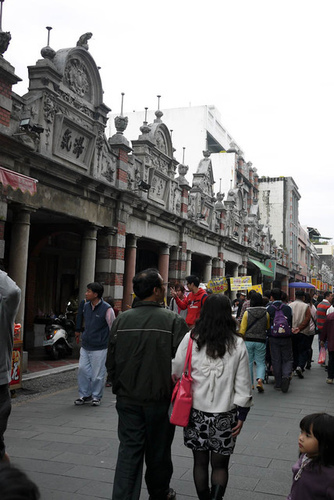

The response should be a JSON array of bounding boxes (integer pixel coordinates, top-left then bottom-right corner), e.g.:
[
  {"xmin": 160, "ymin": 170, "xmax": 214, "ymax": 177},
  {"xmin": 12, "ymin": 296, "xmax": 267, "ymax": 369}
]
[
  {"xmin": 41, "ymin": 26, "xmax": 56, "ymax": 60},
  {"xmin": 46, "ymin": 26, "xmax": 52, "ymax": 45},
  {"xmin": 155, "ymin": 95, "xmax": 163, "ymax": 122},
  {"xmin": 140, "ymin": 107, "xmax": 150, "ymax": 135},
  {"xmin": 120, "ymin": 92, "xmax": 125, "ymax": 117},
  {"xmin": 182, "ymin": 147, "xmax": 186, "ymax": 164},
  {"xmin": 0, "ymin": 0, "xmax": 4, "ymax": 31}
]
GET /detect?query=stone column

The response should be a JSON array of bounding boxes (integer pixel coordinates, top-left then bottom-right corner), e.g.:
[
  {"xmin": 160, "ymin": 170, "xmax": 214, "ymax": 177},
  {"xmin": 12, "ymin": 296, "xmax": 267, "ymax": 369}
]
[
  {"xmin": 78, "ymin": 226, "xmax": 98, "ymax": 301},
  {"xmin": 122, "ymin": 235, "xmax": 137, "ymax": 310},
  {"xmin": 186, "ymin": 250, "xmax": 192, "ymax": 276},
  {"xmin": 9, "ymin": 208, "xmax": 32, "ymax": 330},
  {"xmin": 203, "ymin": 258, "xmax": 212, "ymax": 283},
  {"xmin": 158, "ymin": 245, "xmax": 170, "ymax": 298}
]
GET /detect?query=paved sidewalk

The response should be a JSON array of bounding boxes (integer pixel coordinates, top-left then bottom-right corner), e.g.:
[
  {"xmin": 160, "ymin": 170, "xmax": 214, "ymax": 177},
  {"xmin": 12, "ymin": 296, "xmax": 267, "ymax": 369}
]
[{"xmin": 7, "ymin": 359, "xmax": 334, "ymax": 500}]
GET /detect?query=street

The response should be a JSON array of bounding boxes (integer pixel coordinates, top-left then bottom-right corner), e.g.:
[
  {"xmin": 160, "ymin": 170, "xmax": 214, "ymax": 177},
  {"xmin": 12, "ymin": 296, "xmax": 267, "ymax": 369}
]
[{"xmin": 7, "ymin": 355, "xmax": 334, "ymax": 500}]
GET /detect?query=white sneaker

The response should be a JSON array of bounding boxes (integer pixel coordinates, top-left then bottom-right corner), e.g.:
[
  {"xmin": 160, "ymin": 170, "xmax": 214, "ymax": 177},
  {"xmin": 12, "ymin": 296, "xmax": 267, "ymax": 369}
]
[
  {"xmin": 91, "ymin": 398, "xmax": 101, "ymax": 406},
  {"xmin": 326, "ymin": 378, "xmax": 333, "ymax": 384}
]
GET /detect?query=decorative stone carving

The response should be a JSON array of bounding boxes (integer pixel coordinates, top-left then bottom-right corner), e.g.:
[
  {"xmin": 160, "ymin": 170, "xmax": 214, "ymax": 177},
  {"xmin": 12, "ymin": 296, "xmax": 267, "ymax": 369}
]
[
  {"xmin": 155, "ymin": 130, "xmax": 167, "ymax": 154},
  {"xmin": 43, "ymin": 94, "xmax": 58, "ymax": 123},
  {"xmin": 76, "ymin": 33, "xmax": 93, "ymax": 51},
  {"xmin": 64, "ymin": 58, "xmax": 90, "ymax": 97},
  {"xmin": 0, "ymin": 30, "xmax": 11, "ymax": 56}
]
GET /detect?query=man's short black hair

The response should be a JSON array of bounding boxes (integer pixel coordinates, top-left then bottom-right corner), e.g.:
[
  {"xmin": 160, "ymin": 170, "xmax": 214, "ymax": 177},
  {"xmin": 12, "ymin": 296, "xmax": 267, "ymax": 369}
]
[
  {"xmin": 185, "ymin": 275, "xmax": 200, "ymax": 287},
  {"xmin": 133, "ymin": 268, "xmax": 162, "ymax": 300},
  {"xmin": 270, "ymin": 288, "xmax": 282, "ymax": 301},
  {"xmin": 324, "ymin": 291, "xmax": 332, "ymax": 299},
  {"xmin": 295, "ymin": 290, "xmax": 305, "ymax": 299},
  {"xmin": 87, "ymin": 282, "xmax": 104, "ymax": 298}
]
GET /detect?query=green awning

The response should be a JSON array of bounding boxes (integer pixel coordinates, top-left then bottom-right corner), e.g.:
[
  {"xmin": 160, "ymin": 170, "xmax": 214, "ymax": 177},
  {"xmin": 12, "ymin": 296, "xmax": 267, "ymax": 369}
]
[{"xmin": 249, "ymin": 258, "xmax": 274, "ymax": 278}]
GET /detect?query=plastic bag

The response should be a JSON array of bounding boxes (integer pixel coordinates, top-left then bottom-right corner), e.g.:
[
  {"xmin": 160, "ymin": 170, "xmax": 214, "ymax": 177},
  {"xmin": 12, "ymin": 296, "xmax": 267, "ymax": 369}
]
[{"xmin": 318, "ymin": 346, "xmax": 326, "ymax": 364}]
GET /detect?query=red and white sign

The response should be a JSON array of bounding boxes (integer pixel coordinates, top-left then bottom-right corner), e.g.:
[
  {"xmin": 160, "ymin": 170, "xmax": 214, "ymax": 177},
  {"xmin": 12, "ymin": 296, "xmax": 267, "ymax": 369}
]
[{"xmin": 0, "ymin": 166, "xmax": 38, "ymax": 195}]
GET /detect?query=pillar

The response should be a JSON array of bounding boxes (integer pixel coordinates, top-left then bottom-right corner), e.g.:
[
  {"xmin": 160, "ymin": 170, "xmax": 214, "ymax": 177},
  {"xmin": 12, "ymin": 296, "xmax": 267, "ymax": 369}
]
[
  {"xmin": 203, "ymin": 258, "xmax": 212, "ymax": 283},
  {"xmin": 186, "ymin": 250, "xmax": 192, "ymax": 276},
  {"xmin": 159, "ymin": 245, "xmax": 170, "ymax": 298},
  {"xmin": 9, "ymin": 208, "xmax": 32, "ymax": 331},
  {"xmin": 122, "ymin": 235, "xmax": 137, "ymax": 310},
  {"xmin": 78, "ymin": 226, "xmax": 98, "ymax": 301}
]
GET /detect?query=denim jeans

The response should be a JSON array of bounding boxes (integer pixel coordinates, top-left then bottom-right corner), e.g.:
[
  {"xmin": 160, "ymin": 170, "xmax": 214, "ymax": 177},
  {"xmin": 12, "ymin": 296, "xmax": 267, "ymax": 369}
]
[
  {"xmin": 269, "ymin": 337, "xmax": 293, "ymax": 388},
  {"xmin": 245, "ymin": 341, "xmax": 266, "ymax": 384},
  {"xmin": 112, "ymin": 399, "xmax": 175, "ymax": 500},
  {"xmin": 0, "ymin": 384, "xmax": 11, "ymax": 460},
  {"xmin": 77, "ymin": 347, "xmax": 107, "ymax": 400}
]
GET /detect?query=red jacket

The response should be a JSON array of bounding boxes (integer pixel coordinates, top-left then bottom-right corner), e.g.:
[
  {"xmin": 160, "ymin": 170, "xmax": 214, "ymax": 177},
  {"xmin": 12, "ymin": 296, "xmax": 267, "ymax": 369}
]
[
  {"xmin": 320, "ymin": 311, "xmax": 334, "ymax": 351},
  {"xmin": 175, "ymin": 288, "xmax": 208, "ymax": 327}
]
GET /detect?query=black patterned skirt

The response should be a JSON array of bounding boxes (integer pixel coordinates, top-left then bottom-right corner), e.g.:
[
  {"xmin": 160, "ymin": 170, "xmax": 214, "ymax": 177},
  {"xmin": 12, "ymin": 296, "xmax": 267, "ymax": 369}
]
[{"xmin": 183, "ymin": 407, "xmax": 238, "ymax": 455}]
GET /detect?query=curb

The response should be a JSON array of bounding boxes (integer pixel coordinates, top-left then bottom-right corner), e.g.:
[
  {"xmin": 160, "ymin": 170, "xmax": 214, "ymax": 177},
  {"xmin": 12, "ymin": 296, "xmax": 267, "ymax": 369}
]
[{"xmin": 22, "ymin": 363, "xmax": 79, "ymax": 382}]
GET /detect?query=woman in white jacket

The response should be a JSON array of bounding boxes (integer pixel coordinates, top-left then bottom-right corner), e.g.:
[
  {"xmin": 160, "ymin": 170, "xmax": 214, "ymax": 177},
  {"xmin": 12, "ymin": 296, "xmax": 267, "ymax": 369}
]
[{"xmin": 172, "ymin": 294, "xmax": 252, "ymax": 500}]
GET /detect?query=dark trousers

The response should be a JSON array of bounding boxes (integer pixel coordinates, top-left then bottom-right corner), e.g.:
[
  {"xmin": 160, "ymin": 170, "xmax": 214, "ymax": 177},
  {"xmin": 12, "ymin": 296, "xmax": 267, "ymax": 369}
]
[
  {"xmin": 0, "ymin": 384, "xmax": 11, "ymax": 460},
  {"xmin": 292, "ymin": 333, "xmax": 310, "ymax": 370},
  {"xmin": 112, "ymin": 399, "xmax": 175, "ymax": 500},
  {"xmin": 269, "ymin": 337, "xmax": 293, "ymax": 388},
  {"xmin": 328, "ymin": 351, "xmax": 334, "ymax": 380}
]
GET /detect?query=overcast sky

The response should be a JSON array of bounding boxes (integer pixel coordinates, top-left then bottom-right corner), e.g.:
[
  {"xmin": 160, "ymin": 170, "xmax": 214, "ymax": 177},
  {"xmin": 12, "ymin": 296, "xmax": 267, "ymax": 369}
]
[{"xmin": 4, "ymin": 0, "xmax": 334, "ymax": 240}]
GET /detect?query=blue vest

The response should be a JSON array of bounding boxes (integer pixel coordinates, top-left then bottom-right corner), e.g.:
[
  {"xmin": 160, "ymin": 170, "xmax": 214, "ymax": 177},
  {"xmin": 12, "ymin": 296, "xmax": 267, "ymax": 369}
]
[{"xmin": 81, "ymin": 299, "xmax": 111, "ymax": 351}]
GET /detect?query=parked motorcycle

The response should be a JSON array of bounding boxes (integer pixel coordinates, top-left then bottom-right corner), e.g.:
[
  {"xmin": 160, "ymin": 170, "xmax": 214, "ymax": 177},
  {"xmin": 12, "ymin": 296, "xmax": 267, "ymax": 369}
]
[{"xmin": 43, "ymin": 303, "xmax": 74, "ymax": 360}]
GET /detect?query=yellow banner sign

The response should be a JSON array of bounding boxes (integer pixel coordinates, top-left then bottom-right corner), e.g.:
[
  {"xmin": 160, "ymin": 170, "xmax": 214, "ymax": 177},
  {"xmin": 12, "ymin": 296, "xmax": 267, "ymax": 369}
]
[
  {"xmin": 230, "ymin": 276, "xmax": 252, "ymax": 291},
  {"xmin": 207, "ymin": 277, "xmax": 228, "ymax": 294}
]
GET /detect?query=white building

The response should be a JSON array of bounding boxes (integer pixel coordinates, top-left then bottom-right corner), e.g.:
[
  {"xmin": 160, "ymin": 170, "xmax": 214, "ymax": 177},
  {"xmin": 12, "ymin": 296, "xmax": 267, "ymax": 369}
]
[{"xmin": 257, "ymin": 176, "xmax": 301, "ymax": 274}]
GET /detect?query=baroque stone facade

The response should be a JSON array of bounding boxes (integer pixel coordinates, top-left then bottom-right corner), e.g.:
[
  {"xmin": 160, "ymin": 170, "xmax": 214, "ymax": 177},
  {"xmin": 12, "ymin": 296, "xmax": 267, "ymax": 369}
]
[{"xmin": 0, "ymin": 34, "xmax": 285, "ymax": 348}]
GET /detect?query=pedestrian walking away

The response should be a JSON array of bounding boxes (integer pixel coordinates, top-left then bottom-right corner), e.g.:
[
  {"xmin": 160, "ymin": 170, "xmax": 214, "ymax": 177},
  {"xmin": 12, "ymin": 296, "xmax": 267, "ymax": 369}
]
[
  {"xmin": 286, "ymin": 413, "xmax": 334, "ymax": 500},
  {"xmin": 239, "ymin": 292, "xmax": 270, "ymax": 393},
  {"xmin": 74, "ymin": 282, "xmax": 115, "ymax": 407},
  {"xmin": 267, "ymin": 288, "xmax": 293, "ymax": 393},
  {"xmin": 290, "ymin": 290, "xmax": 311, "ymax": 379},
  {"xmin": 172, "ymin": 294, "xmax": 252, "ymax": 500},
  {"xmin": 0, "ymin": 270, "xmax": 21, "ymax": 464},
  {"xmin": 106, "ymin": 268, "xmax": 188, "ymax": 500}
]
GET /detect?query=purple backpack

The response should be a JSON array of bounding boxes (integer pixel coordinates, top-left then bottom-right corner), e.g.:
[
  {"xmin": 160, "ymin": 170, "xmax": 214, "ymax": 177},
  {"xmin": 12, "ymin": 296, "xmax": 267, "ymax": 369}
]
[{"xmin": 272, "ymin": 304, "xmax": 291, "ymax": 337}]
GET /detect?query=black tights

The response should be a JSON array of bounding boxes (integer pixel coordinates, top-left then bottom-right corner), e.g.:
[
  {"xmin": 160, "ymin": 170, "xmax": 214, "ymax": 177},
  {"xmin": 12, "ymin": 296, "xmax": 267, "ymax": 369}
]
[{"xmin": 192, "ymin": 450, "xmax": 230, "ymax": 497}]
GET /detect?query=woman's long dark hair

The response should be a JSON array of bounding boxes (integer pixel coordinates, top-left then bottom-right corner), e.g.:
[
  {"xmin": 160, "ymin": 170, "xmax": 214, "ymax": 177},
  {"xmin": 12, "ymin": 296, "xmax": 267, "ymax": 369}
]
[
  {"xmin": 191, "ymin": 294, "xmax": 238, "ymax": 359},
  {"xmin": 300, "ymin": 413, "xmax": 334, "ymax": 466}
]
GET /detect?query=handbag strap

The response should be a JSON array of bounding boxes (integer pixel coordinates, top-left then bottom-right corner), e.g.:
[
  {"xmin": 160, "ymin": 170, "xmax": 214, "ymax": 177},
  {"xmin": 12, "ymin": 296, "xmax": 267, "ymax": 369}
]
[{"xmin": 183, "ymin": 337, "xmax": 193, "ymax": 375}]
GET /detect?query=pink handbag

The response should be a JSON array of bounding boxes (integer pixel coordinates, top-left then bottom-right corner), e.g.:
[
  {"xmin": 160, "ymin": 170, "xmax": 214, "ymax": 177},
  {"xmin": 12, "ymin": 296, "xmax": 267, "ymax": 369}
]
[{"xmin": 169, "ymin": 338, "xmax": 193, "ymax": 427}]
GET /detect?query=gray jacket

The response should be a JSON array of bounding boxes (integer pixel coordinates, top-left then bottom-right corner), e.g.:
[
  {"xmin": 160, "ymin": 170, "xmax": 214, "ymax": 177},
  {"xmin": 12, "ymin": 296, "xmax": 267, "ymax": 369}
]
[{"xmin": 0, "ymin": 271, "xmax": 21, "ymax": 385}]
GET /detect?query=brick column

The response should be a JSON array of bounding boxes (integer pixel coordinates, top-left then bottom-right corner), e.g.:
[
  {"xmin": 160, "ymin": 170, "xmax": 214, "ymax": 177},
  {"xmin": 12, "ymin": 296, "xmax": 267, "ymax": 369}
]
[{"xmin": 96, "ymin": 223, "xmax": 125, "ymax": 310}]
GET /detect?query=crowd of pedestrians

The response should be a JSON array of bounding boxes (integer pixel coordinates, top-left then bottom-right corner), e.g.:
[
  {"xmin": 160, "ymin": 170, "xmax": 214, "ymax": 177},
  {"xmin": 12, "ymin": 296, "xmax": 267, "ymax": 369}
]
[{"xmin": 1, "ymin": 266, "xmax": 334, "ymax": 499}]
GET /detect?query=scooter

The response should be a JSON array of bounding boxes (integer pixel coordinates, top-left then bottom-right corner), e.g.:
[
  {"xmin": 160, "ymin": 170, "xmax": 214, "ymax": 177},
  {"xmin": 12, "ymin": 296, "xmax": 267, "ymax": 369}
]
[{"xmin": 43, "ymin": 303, "xmax": 74, "ymax": 360}]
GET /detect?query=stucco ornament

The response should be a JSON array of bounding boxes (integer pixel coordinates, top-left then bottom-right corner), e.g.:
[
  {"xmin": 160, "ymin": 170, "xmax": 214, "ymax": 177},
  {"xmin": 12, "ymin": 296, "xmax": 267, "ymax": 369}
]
[
  {"xmin": 76, "ymin": 32, "xmax": 92, "ymax": 51},
  {"xmin": 0, "ymin": 30, "xmax": 11, "ymax": 56},
  {"xmin": 64, "ymin": 59, "xmax": 90, "ymax": 97}
]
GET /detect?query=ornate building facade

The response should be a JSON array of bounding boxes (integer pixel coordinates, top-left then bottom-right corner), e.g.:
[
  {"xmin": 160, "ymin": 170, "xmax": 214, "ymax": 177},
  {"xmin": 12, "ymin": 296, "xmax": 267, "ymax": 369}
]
[{"xmin": 0, "ymin": 33, "xmax": 286, "ymax": 349}]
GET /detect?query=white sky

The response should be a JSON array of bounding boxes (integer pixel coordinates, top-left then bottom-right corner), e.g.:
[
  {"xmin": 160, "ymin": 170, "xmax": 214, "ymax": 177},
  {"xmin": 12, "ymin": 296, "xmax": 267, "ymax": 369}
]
[{"xmin": 3, "ymin": 0, "xmax": 334, "ymax": 239}]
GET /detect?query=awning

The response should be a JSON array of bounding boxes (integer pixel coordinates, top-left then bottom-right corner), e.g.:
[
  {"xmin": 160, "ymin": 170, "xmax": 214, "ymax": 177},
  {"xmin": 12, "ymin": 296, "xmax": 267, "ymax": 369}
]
[
  {"xmin": 0, "ymin": 166, "xmax": 38, "ymax": 196},
  {"xmin": 249, "ymin": 258, "xmax": 274, "ymax": 278}
]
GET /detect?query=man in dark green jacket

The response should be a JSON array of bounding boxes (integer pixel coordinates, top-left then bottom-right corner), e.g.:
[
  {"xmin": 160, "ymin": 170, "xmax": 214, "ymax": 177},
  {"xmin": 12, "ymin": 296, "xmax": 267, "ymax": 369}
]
[{"xmin": 106, "ymin": 268, "xmax": 188, "ymax": 500}]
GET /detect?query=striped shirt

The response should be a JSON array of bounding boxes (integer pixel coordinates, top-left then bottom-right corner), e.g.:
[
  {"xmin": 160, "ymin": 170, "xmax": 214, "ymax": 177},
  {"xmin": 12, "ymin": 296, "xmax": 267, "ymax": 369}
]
[{"xmin": 316, "ymin": 300, "xmax": 331, "ymax": 330}]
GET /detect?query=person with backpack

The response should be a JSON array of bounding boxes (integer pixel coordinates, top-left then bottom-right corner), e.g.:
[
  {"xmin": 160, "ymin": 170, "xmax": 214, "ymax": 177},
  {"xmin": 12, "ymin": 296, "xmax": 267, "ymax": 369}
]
[
  {"xmin": 267, "ymin": 288, "xmax": 293, "ymax": 393},
  {"xmin": 239, "ymin": 292, "xmax": 270, "ymax": 393}
]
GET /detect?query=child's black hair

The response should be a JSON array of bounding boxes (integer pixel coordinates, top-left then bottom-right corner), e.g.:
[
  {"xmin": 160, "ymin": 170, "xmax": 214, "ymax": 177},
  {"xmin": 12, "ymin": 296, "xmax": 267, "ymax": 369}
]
[{"xmin": 300, "ymin": 413, "xmax": 334, "ymax": 466}]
